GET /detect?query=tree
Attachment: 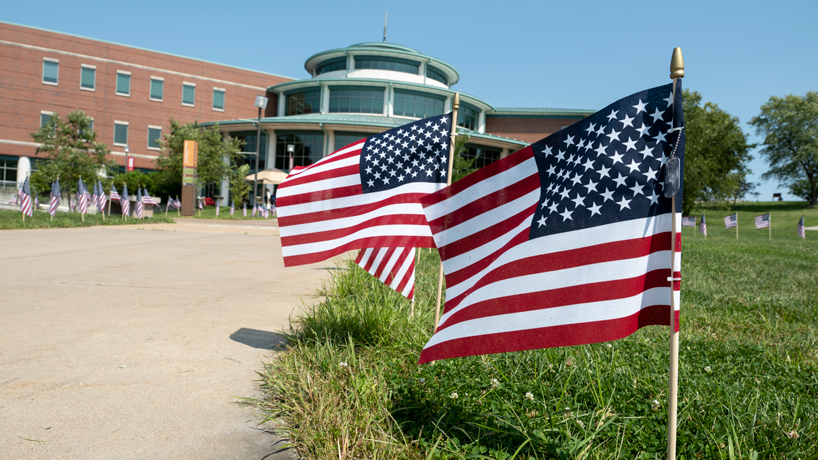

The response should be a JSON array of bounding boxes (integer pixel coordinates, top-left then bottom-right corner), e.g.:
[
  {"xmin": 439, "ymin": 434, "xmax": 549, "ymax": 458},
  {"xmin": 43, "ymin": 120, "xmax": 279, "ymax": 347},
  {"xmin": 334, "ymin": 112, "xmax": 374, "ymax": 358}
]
[
  {"xmin": 228, "ymin": 164, "xmax": 251, "ymax": 205},
  {"xmin": 30, "ymin": 110, "xmax": 116, "ymax": 201},
  {"xmin": 749, "ymin": 91, "xmax": 818, "ymax": 206},
  {"xmin": 452, "ymin": 134, "xmax": 476, "ymax": 183},
  {"xmin": 155, "ymin": 119, "xmax": 244, "ymax": 197},
  {"xmin": 681, "ymin": 90, "xmax": 754, "ymax": 214}
]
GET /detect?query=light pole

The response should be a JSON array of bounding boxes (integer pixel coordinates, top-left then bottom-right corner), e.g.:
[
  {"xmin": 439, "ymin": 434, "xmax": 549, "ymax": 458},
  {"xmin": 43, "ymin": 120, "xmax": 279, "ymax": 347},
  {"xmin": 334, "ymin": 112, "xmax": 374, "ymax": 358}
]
[
  {"xmin": 124, "ymin": 146, "xmax": 129, "ymax": 172},
  {"xmin": 287, "ymin": 144, "xmax": 295, "ymax": 171},
  {"xmin": 252, "ymin": 95, "xmax": 268, "ymax": 207}
]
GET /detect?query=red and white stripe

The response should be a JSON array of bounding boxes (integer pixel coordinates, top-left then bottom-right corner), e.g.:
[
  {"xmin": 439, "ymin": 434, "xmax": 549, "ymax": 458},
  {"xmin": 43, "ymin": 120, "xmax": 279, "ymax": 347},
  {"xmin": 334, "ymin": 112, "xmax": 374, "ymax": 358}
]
[
  {"xmin": 20, "ymin": 191, "xmax": 32, "ymax": 217},
  {"xmin": 78, "ymin": 191, "xmax": 88, "ymax": 215},
  {"xmin": 355, "ymin": 247, "xmax": 416, "ymax": 300},
  {"xmin": 277, "ymin": 141, "xmax": 443, "ymax": 267},
  {"xmin": 417, "ymin": 147, "xmax": 681, "ymax": 364},
  {"xmin": 49, "ymin": 194, "xmax": 60, "ymax": 217}
]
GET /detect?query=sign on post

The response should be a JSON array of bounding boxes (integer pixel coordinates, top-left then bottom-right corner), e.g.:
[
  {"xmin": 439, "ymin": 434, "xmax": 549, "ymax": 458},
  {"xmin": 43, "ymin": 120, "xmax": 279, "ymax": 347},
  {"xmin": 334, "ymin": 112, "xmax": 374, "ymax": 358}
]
[
  {"xmin": 181, "ymin": 140, "xmax": 198, "ymax": 216},
  {"xmin": 127, "ymin": 157, "xmax": 135, "ymax": 171}
]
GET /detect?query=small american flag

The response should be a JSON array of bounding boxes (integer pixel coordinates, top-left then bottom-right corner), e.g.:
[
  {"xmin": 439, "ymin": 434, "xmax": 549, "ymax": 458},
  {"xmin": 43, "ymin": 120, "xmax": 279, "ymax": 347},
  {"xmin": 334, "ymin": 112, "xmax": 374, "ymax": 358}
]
[
  {"xmin": 724, "ymin": 213, "xmax": 737, "ymax": 229},
  {"xmin": 77, "ymin": 178, "xmax": 88, "ymax": 215},
  {"xmin": 120, "ymin": 184, "xmax": 130, "ymax": 216},
  {"xmin": 798, "ymin": 215, "xmax": 806, "ymax": 239},
  {"xmin": 242, "ymin": 202, "xmax": 247, "ymax": 217},
  {"xmin": 230, "ymin": 201, "xmax": 234, "ymax": 216},
  {"xmin": 96, "ymin": 180, "xmax": 106, "ymax": 213},
  {"xmin": 110, "ymin": 184, "xmax": 121, "ymax": 201},
  {"xmin": 198, "ymin": 198, "xmax": 203, "ymax": 210},
  {"xmin": 49, "ymin": 179, "xmax": 61, "ymax": 217},
  {"xmin": 91, "ymin": 181, "xmax": 99, "ymax": 210},
  {"xmin": 174, "ymin": 196, "xmax": 182, "ymax": 209},
  {"xmin": 252, "ymin": 204, "xmax": 258, "ymax": 217},
  {"xmin": 699, "ymin": 213, "xmax": 707, "ymax": 236},
  {"xmin": 355, "ymin": 247, "xmax": 416, "ymax": 300},
  {"xmin": 135, "ymin": 188, "xmax": 144, "ymax": 219},
  {"xmin": 20, "ymin": 176, "xmax": 33, "ymax": 217},
  {"xmin": 215, "ymin": 201, "xmax": 220, "ymax": 216},
  {"xmin": 681, "ymin": 216, "xmax": 696, "ymax": 227},
  {"xmin": 142, "ymin": 187, "xmax": 160, "ymax": 207},
  {"xmin": 754, "ymin": 213, "xmax": 770, "ymax": 229}
]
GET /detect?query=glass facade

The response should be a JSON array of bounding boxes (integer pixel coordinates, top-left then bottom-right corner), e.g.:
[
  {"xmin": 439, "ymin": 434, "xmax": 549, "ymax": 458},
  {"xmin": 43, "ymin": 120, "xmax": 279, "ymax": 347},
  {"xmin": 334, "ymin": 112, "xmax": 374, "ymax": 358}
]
[
  {"xmin": 285, "ymin": 89, "xmax": 321, "ymax": 116},
  {"xmin": 213, "ymin": 89, "xmax": 225, "ymax": 110},
  {"xmin": 232, "ymin": 131, "xmax": 267, "ymax": 173},
  {"xmin": 457, "ymin": 102, "xmax": 480, "ymax": 130},
  {"xmin": 148, "ymin": 127, "xmax": 162, "ymax": 150},
  {"xmin": 425, "ymin": 65, "xmax": 448, "ymax": 85},
  {"xmin": 150, "ymin": 79, "xmax": 164, "ymax": 101},
  {"xmin": 0, "ymin": 156, "xmax": 18, "ymax": 188},
  {"xmin": 354, "ymin": 57, "xmax": 419, "ymax": 75},
  {"xmin": 276, "ymin": 131, "xmax": 324, "ymax": 171},
  {"xmin": 329, "ymin": 87, "xmax": 384, "ymax": 114},
  {"xmin": 393, "ymin": 89, "xmax": 445, "ymax": 119},
  {"xmin": 42, "ymin": 60, "xmax": 58, "ymax": 84},
  {"xmin": 316, "ymin": 58, "xmax": 346, "ymax": 75},
  {"xmin": 182, "ymin": 84, "xmax": 195, "ymax": 106},
  {"xmin": 461, "ymin": 144, "xmax": 502, "ymax": 169},
  {"xmin": 81, "ymin": 67, "xmax": 95, "ymax": 90},
  {"xmin": 113, "ymin": 123, "xmax": 128, "ymax": 145},
  {"xmin": 334, "ymin": 132, "xmax": 369, "ymax": 152},
  {"xmin": 116, "ymin": 73, "xmax": 130, "ymax": 95}
]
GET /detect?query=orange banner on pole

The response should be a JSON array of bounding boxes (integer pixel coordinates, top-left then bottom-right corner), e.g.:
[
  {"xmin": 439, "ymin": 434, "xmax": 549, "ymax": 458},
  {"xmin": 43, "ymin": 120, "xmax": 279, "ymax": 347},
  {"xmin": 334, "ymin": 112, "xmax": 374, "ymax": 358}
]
[{"xmin": 183, "ymin": 140, "xmax": 198, "ymax": 168}]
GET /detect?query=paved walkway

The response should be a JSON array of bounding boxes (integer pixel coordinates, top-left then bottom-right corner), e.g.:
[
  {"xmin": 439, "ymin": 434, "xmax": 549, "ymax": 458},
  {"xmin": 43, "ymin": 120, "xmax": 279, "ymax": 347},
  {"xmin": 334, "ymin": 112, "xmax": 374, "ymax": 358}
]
[{"xmin": 0, "ymin": 218, "xmax": 334, "ymax": 459}]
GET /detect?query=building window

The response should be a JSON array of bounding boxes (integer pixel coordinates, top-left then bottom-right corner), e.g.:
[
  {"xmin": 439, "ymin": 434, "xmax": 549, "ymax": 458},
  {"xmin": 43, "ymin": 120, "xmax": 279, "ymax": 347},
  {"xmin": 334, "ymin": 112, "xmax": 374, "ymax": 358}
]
[
  {"xmin": 354, "ymin": 57, "xmax": 419, "ymax": 75},
  {"xmin": 285, "ymin": 89, "xmax": 321, "ymax": 116},
  {"xmin": 393, "ymin": 89, "xmax": 445, "ymax": 119},
  {"xmin": 329, "ymin": 87, "xmax": 384, "ymax": 114},
  {"xmin": 40, "ymin": 111, "xmax": 53, "ymax": 127},
  {"xmin": 182, "ymin": 83, "xmax": 196, "ymax": 106},
  {"xmin": 457, "ymin": 102, "xmax": 480, "ymax": 131},
  {"xmin": 276, "ymin": 131, "xmax": 324, "ymax": 171},
  {"xmin": 79, "ymin": 118, "xmax": 95, "ymax": 138},
  {"xmin": 147, "ymin": 126, "xmax": 162, "ymax": 150},
  {"xmin": 42, "ymin": 58, "xmax": 59, "ymax": 85},
  {"xmin": 80, "ymin": 65, "xmax": 96, "ymax": 90},
  {"xmin": 425, "ymin": 65, "xmax": 448, "ymax": 86},
  {"xmin": 150, "ymin": 77, "xmax": 164, "ymax": 101},
  {"xmin": 0, "ymin": 156, "xmax": 19, "ymax": 187},
  {"xmin": 116, "ymin": 71, "xmax": 131, "ymax": 96},
  {"xmin": 113, "ymin": 122, "xmax": 129, "ymax": 146},
  {"xmin": 231, "ymin": 131, "xmax": 267, "ymax": 173},
  {"xmin": 334, "ymin": 132, "xmax": 370, "ymax": 152},
  {"xmin": 212, "ymin": 88, "xmax": 225, "ymax": 111},
  {"xmin": 461, "ymin": 144, "xmax": 502, "ymax": 169},
  {"xmin": 316, "ymin": 58, "xmax": 347, "ymax": 75}
]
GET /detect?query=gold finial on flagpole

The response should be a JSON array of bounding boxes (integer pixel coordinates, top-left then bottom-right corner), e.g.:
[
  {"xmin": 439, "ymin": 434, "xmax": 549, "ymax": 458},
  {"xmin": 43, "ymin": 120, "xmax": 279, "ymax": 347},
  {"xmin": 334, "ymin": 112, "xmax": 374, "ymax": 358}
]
[
  {"xmin": 453, "ymin": 92, "xmax": 460, "ymax": 111},
  {"xmin": 670, "ymin": 47, "xmax": 684, "ymax": 79}
]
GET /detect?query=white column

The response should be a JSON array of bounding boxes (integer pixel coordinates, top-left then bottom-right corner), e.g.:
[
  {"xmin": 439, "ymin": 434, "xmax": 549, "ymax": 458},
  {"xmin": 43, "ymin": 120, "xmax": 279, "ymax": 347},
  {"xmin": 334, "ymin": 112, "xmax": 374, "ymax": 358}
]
[
  {"xmin": 321, "ymin": 82, "xmax": 330, "ymax": 114},
  {"xmin": 478, "ymin": 111, "xmax": 486, "ymax": 133},
  {"xmin": 386, "ymin": 85, "xmax": 393, "ymax": 117},
  {"xmin": 326, "ymin": 129, "xmax": 335, "ymax": 156},
  {"xmin": 444, "ymin": 96, "xmax": 452, "ymax": 113},
  {"xmin": 219, "ymin": 155, "xmax": 229, "ymax": 207},
  {"xmin": 500, "ymin": 148, "xmax": 510, "ymax": 159},
  {"xmin": 277, "ymin": 92, "xmax": 285, "ymax": 116},
  {"xmin": 266, "ymin": 129, "xmax": 276, "ymax": 170}
]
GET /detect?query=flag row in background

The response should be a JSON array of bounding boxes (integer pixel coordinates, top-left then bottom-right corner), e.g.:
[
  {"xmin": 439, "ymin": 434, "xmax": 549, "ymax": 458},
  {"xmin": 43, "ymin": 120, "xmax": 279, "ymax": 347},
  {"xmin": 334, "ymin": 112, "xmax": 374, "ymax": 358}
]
[{"xmin": 679, "ymin": 212, "xmax": 806, "ymax": 238}]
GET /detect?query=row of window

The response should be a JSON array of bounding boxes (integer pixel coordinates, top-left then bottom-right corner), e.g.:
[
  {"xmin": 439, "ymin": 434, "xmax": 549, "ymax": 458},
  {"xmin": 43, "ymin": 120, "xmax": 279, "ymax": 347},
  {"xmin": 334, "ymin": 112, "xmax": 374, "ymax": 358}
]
[
  {"xmin": 0, "ymin": 157, "xmax": 18, "ymax": 187},
  {"xmin": 314, "ymin": 57, "xmax": 449, "ymax": 85},
  {"xmin": 283, "ymin": 86, "xmax": 479, "ymax": 129},
  {"xmin": 39, "ymin": 112, "xmax": 162, "ymax": 150},
  {"xmin": 42, "ymin": 58, "xmax": 226, "ymax": 111}
]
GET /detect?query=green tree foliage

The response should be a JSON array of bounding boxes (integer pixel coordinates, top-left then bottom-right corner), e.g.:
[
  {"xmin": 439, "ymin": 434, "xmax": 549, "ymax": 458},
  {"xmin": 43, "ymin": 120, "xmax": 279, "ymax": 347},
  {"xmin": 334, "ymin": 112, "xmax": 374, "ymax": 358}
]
[
  {"xmin": 682, "ymin": 90, "xmax": 754, "ymax": 214},
  {"xmin": 228, "ymin": 164, "xmax": 251, "ymax": 205},
  {"xmin": 154, "ymin": 119, "xmax": 244, "ymax": 197},
  {"xmin": 749, "ymin": 91, "xmax": 818, "ymax": 206},
  {"xmin": 30, "ymin": 110, "xmax": 116, "ymax": 200},
  {"xmin": 112, "ymin": 171, "xmax": 154, "ymax": 192},
  {"xmin": 452, "ymin": 134, "xmax": 476, "ymax": 183}
]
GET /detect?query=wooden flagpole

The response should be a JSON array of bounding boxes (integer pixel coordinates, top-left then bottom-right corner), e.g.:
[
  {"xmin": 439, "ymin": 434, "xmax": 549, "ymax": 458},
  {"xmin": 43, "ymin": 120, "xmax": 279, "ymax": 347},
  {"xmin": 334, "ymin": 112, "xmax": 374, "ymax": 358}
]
[
  {"xmin": 769, "ymin": 213, "xmax": 772, "ymax": 240},
  {"xmin": 736, "ymin": 213, "xmax": 739, "ymax": 239},
  {"xmin": 667, "ymin": 47, "xmax": 684, "ymax": 460},
  {"xmin": 434, "ymin": 93, "xmax": 460, "ymax": 330}
]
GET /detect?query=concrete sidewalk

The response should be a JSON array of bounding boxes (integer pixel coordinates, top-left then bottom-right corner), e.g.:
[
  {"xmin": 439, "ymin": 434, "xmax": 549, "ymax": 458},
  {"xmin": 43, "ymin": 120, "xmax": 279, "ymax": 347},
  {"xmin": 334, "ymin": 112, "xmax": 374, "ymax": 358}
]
[{"xmin": 0, "ymin": 219, "xmax": 334, "ymax": 459}]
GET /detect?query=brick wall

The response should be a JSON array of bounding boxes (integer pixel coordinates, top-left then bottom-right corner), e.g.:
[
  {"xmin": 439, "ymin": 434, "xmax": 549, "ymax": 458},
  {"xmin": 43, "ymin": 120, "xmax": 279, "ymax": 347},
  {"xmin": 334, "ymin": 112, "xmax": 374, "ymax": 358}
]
[
  {"xmin": 485, "ymin": 116, "xmax": 586, "ymax": 144},
  {"xmin": 0, "ymin": 22, "xmax": 291, "ymax": 170}
]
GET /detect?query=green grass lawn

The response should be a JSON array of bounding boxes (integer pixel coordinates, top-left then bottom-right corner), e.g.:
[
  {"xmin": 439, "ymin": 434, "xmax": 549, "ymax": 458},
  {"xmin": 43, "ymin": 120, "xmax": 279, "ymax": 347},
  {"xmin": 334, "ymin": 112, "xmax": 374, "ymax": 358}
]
[
  {"xmin": 185, "ymin": 205, "xmax": 277, "ymax": 221},
  {"xmin": 257, "ymin": 202, "xmax": 817, "ymax": 459},
  {"xmin": 0, "ymin": 208, "xmax": 175, "ymax": 229}
]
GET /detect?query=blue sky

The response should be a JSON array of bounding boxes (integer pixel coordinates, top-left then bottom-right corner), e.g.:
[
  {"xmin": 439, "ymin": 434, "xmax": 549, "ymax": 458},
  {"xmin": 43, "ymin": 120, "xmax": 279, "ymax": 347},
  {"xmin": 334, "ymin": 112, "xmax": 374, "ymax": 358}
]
[{"xmin": 5, "ymin": 0, "xmax": 816, "ymax": 200}]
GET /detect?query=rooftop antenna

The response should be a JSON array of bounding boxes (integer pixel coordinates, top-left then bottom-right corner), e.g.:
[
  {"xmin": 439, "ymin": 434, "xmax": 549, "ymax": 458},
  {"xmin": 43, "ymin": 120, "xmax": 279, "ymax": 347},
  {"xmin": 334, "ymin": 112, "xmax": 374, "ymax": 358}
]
[{"xmin": 383, "ymin": 11, "xmax": 387, "ymax": 42}]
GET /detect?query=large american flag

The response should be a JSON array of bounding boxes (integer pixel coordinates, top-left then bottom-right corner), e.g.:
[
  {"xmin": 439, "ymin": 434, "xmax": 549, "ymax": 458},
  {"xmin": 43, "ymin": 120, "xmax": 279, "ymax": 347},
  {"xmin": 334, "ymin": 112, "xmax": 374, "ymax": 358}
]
[
  {"xmin": 798, "ymin": 215, "xmax": 806, "ymax": 239},
  {"xmin": 724, "ymin": 213, "xmax": 737, "ymax": 229},
  {"xmin": 49, "ymin": 179, "xmax": 61, "ymax": 217},
  {"xmin": 355, "ymin": 247, "xmax": 416, "ymax": 300},
  {"xmin": 20, "ymin": 176, "xmax": 33, "ymax": 217},
  {"xmin": 754, "ymin": 213, "xmax": 770, "ymax": 229},
  {"xmin": 276, "ymin": 113, "xmax": 452, "ymax": 267},
  {"xmin": 418, "ymin": 83, "xmax": 683, "ymax": 363},
  {"xmin": 120, "ymin": 184, "xmax": 130, "ymax": 216},
  {"xmin": 699, "ymin": 213, "xmax": 707, "ymax": 236}
]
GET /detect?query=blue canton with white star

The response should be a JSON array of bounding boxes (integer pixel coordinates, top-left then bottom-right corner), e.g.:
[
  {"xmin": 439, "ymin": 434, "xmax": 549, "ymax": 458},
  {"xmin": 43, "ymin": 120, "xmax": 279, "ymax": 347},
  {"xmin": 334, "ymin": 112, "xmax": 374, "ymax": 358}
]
[
  {"xmin": 529, "ymin": 82, "xmax": 684, "ymax": 240},
  {"xmin": 360, "ymin": 112, "xmax": 452, "ymax": 193}
]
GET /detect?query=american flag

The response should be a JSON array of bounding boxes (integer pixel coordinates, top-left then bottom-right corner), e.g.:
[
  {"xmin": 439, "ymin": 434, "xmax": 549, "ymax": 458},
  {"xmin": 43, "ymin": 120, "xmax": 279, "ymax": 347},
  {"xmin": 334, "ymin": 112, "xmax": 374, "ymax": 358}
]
[
  {"xmin": 77, "ymin": 178, "xmax": 89, "ymax": 215},
  {"xmin": 230, "ymin": 201, "xmax": 234, "ymax": 216},
  {"xmin": 215, "ymin": 199, "xmax": 220, "ymax": 216},
  {"xmin": 120, "ymin": 184, "xmax": 130, "ymax": 216},
  {"xmin": 724, "ymin": 213, "xmax": 737, "ymax": 229},
  {"xmin": 277, "ymin": 113, "xmax": 452, "ymax": 267},
  {"xmin": 754, "ymin": 213, "xmax": 770, "ymax": 229},
  {"xmin": 142, "ymin": 187, "xmax": 160, "ymax": 207},
  {"xmin": 198, "ymin": 198, "xmax": 203, "ymax": 210},
  {"xmin": 681, "ymin": 216, "xmax": 695, "ymax": 227},
  {"xmin": 96, "ymin": 180, "xmax": 106, "ymax": 213},
  {"xmin": 135, "ymin": 187, "xmax": 144, "ymax": 219},
  {"xmin": 20, "ymin": 176, "xmax": 33, "ymax": 217},
  {"xmin": 166, "ymin": 196, "xmax": 175, "ymax": 209},
  {"xmin": 417, "ymin": 82, "xmax": 683, "ymax": 364},
  {"xmin": 110, "ymin": 184, "xmax": 121, "ymax": 201},
  {"xmin": 798, "ymin": 215, "xmax": 806, "ymax": 239},
  {"xmin": 49, "ymin": 179, "xmax": 61, "ymax": 217},
  {"xmin": 91, "ymin": 181, "xmax": 99, "ymax": 210},
  {"xmin": 355, "ymin": 247, "xmax": 416, "ymax": 300},
  {"xmin": 174, "ymin": 196, "xmax": 182, "ymax": 209},
  {"xmin": 699, "ymin": 213, "xmax": 707, "ymax": 236},
  {"xmin": 252, "ymin": 203, "xmax": 258, "ymax": 217},
  {"xmin": 242, "ymin": 202, "xmax": 246, "ymax": 217}
]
